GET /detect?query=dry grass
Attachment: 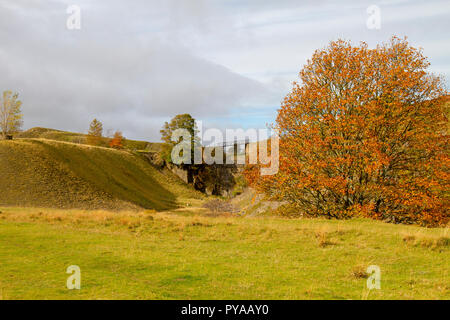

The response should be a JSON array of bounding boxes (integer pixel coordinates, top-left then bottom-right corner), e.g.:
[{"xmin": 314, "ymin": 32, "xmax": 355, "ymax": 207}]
[
  {"xmin": 350, "ymin": 265, "xmax": 369, "ymax": 279},
  {"xmin": 401, "ymin": 227, "xmax": 449, "ymax": 251},
  {"xmin": 402, "ymin": 233, "xmax": 450, "ymax": 250},
  {"xmin": 315, "ymin": 231, "xmax": 337, "ymax": 247},
  {"xmin": 314, "ymin": 225, "xmax": 340, "ymax": 248},
  {"xmin": 0, "ymin": 207, "xmax": 226, "ymax": 234}
]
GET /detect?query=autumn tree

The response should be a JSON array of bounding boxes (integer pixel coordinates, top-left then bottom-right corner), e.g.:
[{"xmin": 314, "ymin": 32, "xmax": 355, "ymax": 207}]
[
  {"xmin": 86, "ymin": 118, "xmax": 103, "ymax": 146},
  {"xmin": 109, "ymin": 131, "xmax": 124, "ymax": 149},
  {"xmin": 160, "ymin": 114, "xmax": 200, "ymax": 164},
  {"xmin": 245, "ymin": 37, "xmax": 449, "ymax": 226},
  {"xmin": 0, "ymin": 91, "xmax": 23, "ymax": 139}
]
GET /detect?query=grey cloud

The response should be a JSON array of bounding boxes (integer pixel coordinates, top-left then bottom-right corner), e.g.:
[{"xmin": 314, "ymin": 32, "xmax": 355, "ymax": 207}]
[
  {"xmin": 0, "ymin": 0, "xmax": 448, "ymax": 141},
  {"xmin": 0, "ymin": 0, "xmax": 270, "ymax": 141}
]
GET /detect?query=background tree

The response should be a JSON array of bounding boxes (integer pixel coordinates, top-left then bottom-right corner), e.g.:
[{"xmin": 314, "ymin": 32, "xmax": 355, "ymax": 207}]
[
  {"xmin": 86, "ymin": 119, "xmax": 103, "ymax": 146},
  {"xmin": 245, "ymin": 37, "xmax": 448, "ymax": 226},
  {"xmin": 0, "ymin": 90, "xmax": 23, "ymax": 139},
  {"xmin": 160, "ymin": 114, "xmax": 200, "ymax": 164},
  {"xmin": 109, "ymin": 131, "xmax": 124, "ymax": 149}
]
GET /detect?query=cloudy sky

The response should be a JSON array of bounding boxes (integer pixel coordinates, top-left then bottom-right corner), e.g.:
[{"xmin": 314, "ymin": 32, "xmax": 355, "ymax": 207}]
[{"xmin": 0, "ymin": 0, "xmax": 449, "ymax": 141}]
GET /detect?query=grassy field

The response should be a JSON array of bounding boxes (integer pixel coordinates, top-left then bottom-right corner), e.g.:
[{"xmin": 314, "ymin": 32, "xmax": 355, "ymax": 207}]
[
  {"xmin": 0, "ymin": 206, "xmax": 448, "ymax": 300},
  {"xmin": 0, "ymin": 139, "xmax": 201, "ymax": 210}
]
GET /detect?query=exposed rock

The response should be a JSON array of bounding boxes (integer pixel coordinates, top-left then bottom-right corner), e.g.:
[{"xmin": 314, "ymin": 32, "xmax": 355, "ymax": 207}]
[
  {"xmin": 202, "ymin": 199, "xmax": 239, "ymax": 214},
  {"xmin": 141, "ymin": 151, "xmax": 165, "ymax": 169}
]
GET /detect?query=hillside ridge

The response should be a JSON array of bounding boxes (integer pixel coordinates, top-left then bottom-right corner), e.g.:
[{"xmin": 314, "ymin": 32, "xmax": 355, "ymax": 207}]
[{"xmin": 0, "ymin": 138, "xmax": 202, "ymax": 210}]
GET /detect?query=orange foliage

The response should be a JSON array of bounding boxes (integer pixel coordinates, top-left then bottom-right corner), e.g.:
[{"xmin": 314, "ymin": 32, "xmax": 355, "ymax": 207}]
[
  {"xmin": 109, "ymin": 131, "xmax": 124, "ymax": 149},
  {"xmin": 245, "ymin": 37, "xmax": 449, "ymax": 226}
]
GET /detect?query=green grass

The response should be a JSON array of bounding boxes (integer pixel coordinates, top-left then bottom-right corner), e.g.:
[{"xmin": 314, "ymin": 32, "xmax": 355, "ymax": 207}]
[
  {"xmin": 0, "ymin": 207, "xmax": 448, "ymax": 299},
  {"xmin": 0, "ymin": 139, "xmax": 202, "ymax": 210}
]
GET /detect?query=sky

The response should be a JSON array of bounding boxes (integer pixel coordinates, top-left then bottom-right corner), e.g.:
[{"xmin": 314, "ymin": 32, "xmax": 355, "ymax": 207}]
[{"xmin": 0, "ymin": 0, "xmax": 449, "ymax": 142}]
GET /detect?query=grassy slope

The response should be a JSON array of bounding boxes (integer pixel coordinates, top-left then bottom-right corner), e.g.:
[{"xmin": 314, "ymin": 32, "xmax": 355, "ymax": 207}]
[
  {"xmin": 0, "ymin": 139, "xmax": 201, "ymax": 210},
  {"xmin": 17, "ymin": 127, "xmax": 162, "ymax": 151},
  {"xmin": 0, "ymin": 207, "xmax": 448, "ymax": 299}
]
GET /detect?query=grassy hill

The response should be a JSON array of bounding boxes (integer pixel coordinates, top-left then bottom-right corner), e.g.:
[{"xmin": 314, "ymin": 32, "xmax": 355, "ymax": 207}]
[
  {"xmin": 17, "ymin": 127, "xmax": 162, "ymax": 151},
  {"xmin": 0, "ymin": 138, "xmax": 202, "ymax": 210}
]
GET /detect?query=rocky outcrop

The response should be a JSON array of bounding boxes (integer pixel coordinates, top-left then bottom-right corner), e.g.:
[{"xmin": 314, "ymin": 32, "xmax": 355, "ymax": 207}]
[{"xmin": 141, "ymin": 148, "xmax": 247, "ymax": 197}]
